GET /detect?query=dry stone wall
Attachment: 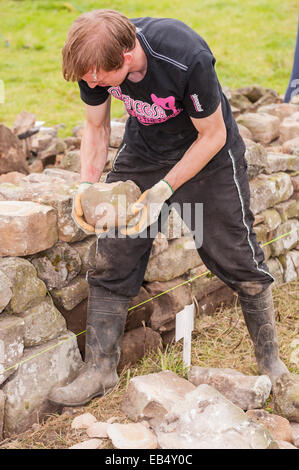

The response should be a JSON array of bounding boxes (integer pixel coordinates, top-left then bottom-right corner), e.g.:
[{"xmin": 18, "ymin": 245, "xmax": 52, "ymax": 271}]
[{"xmin": 0, "ymin": 87, "xmax": 299, "ymax": 437}]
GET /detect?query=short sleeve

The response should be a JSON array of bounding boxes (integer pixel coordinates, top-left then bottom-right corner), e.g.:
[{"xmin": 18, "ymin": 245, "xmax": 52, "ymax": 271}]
[
  {"xmin": 183, "ymin": 50, "xmax": 221, "ymax": 118},
  {"xmin": 78, "ymin": 80, "xmax": 109, "ymax": 106}
]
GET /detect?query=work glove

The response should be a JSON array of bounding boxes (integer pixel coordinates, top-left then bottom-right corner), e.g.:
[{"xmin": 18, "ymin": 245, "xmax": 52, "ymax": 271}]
[
  {"xmin": 72, "ymin": 182, "xmax": 95, "ymax": 235},
  {"xmin": 121, "ymin": 179, "xmax": 174, "ymax": 236}
]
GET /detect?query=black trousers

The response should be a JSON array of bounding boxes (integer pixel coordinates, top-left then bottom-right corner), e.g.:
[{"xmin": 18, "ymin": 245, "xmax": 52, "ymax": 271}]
[{"xmin": 86, "ymin": 143, "xmax": 274, "ymax": 298}]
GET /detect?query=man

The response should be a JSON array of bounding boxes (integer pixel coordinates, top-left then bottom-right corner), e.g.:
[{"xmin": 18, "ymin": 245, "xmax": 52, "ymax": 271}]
[{"xmin": 49, "ymin": 9, "xmax": 295, "ymax": 407}]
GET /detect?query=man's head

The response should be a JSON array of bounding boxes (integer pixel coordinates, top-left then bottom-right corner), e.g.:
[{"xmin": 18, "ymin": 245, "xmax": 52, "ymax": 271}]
[{"xmin": 62, "ymin": 9, "xmax": 136, "ymax": 85}]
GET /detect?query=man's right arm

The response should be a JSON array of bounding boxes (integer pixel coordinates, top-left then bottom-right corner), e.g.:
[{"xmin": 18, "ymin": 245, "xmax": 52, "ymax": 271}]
[{"xmin": 80, "ymin": 96, "xmax": 111, "ymax": 183}]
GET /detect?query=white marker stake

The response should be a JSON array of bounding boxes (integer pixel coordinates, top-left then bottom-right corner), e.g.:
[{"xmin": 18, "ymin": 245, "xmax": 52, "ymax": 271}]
[{"xmin": 175, "ymin": 303, "xmax": 194, "ymax": 369}]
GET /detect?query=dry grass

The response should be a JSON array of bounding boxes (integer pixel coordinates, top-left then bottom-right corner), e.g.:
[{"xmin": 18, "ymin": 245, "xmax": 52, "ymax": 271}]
[{"xmin": 0, "ymin": 280, "xmax": 298, "ymax": 449}]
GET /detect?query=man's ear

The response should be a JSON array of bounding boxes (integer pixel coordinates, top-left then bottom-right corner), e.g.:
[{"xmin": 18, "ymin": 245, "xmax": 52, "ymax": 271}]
[{"xmin": 123, "ymin": 51, "xmax": 133, "ymax": 66}]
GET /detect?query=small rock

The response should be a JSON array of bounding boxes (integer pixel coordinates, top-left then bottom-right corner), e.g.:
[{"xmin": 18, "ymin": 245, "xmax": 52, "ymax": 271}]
[
  {"xmin": 280, "ymin": 112, "xmax": 299, "ymax": 142},
  {"xmin": 69, "ymin": 438, "xmax": 102, "ymax": 449},
  {"xmin": 107, "ymin": 422, "xmax": 158, "ymax": 449},
  {"xmin": 0, "ymin": 171, "xmax": 25, "ymax": 184},
  {"xmin": 273, "ymin": 373, "xmax": 299, "ymax": 422},
  {"xmin": 86, "ymin": 421, "xmax": 109, "ymax": 438},
  {"xmin": 71, "ymin": 413, "xmax": 97, "ymax": 430},
  {"xmin": 246, "ymin": 409, "xmax": 293, "ymax": 442}
]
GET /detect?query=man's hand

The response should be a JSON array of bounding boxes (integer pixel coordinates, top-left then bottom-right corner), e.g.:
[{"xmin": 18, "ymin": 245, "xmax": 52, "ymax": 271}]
[
  {"xmin": 72, "ymin": 182, "xmax": 96, "ymax": 235},
  {"xmin": 121, "ymin": 179, "xmax": 174, "ymax": 236}
]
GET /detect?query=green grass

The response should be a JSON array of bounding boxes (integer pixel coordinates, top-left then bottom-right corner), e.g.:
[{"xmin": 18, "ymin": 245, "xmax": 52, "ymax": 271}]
[{"xmin": 0, "ymin": 0, "xmax": 298, "ymax": 136}]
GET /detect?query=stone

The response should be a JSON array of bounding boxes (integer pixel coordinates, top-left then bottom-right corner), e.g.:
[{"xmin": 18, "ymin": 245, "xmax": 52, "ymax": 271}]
[
  {"xmin": 292, "ymin": 174, "xmax": 299, "ymax": 192},
  {"xmin": 51, "ymin": 275, "xmax": 89, "ymax": 311},
  {"xmin": 0, "ymin": 257, "xmax": 47, "ymax": 314},
  {"xmin": 271, "ymin": 219, "xmax": 299, "ymax": 256},
  {"xmin": 236, "ymin": 113, "xmax": 280, "ymax": 144},
  {"xmin": 39, "ymin": 138, "xmax": 67, "ymax": 165},
  {"xmin": 107, "ymin": 422, "xmax": 158, "ymax": 449},
  {"xmin": 71, "ymin": 413, "xmax": 97, "ymax": 430},
  {"xmin": 31, "ymin": 133, "xmax": 53, "ymax": 153},
  {"xmin": 279, "ymin": 250, "xmax": 299, "ymax": 282},
  {"xmin": 121, "ymin": 371, "xmax": 195, "ymax": 427},
  {"xmin": 262, "ymin": 243, "xmax": 272, "ymax": 261},
  {"xmin": 12, "ymin": 110, "xmax": 36, "ymax": 138},
  {"xmin": 265, "ymin": 153, "xmax": 299, "ymax": 173},
  {"xmin": 254, "ymin": 223, "xmax": 269, "ymax": 244},
  {"xmin": 290, "ymin": 95, "xmax": 299, "ymax": 105},
  {"xmin": 246, "ymin": 409, "xmax": 293, "ymax": 442},
  {"xmin": 188, "ymin": 367, "xmax": 271, "ymax": 410},
  {"xmin": 150, "ymin": 232, "xmax": 169, "ymax": 258},
  {"xmin": 43, "ymin": 168, "xmax": 80, "ymax": 185},
  {"xmin": 275, "ymin": 440, "xmax": 298, "ymax": 449},
  {"xmin": 0, "ymin": 181, "xmax": 33, "ymax": 201},
  {"xmin": 282, "ymin": 136, "xmax": 299, "ymax": 155},
  {"xmin": 118, "ymin": 327, "xmax": 162, "ymax": 371},
  {"xmin": 156, "ymin": 384, "xmax": 276, "ymax": 449},
  {"xmin": 80, "ymin": 180, "xmax": 141, "ymax": 230},
  {"xmin": 243, "ymin": 138, "xmax": 268, "ymax": 180},
  {"xmin": 109, "ymin": 121, "xmax": 125, "ymax": 148},
  {"xmin": 63, "ymin": 136, "xmax": 81, "ymax": 150},
  {"xmin": 69, "ymin": 439, "xmax": 102, "ymax": 449},
  {"xmin": 0, "ymin": 124, "xmax": 29, "ymax": 174},
  {"xmin": 145, "ymin": 277, "xmax": 192, "ymax": 333},
  {"xmin": 0, "ymin": 270, "xmax": 12, "ymax": 313},
  {"xmin": 29, "ymin": 241, "xmax": 82, "ymax": 289},
  {"xmin": 72, "ymin": 237, "xmax": 97, "ymax": 275},
  {"xmin": 0, "ymin": 201, "xmax": 58, "ymax": 256},
  {"xmin": 280, "ymin": 112, "xmax": 299, "ymax": 142},
  {"xmin": 0, "ymin": 171, "xmax": 25, "ymax": 184},
  {"xmin": 0, "ymin": 313, "xmax": 25, "ymax": 385},
  {"xmin": 145, "ymin": 236, "xmax": 201, "ymax": 282},
  {"xmin": 290, "ymin": 339, "xmax": 299, "ymax": 368},
  {"xmin": 59, "ymin": 150, "xmax": 80, "ymax": 173},
  {"xmin": 0, "ymin": 390, "xmax": 5, "ymax": 440},
  {"xmin": 86, "ymin": 421, "xmax": 109, "ymax": 438},
  {"xmin": 105, "ymin": 147, "xmax": 118, "ymax": 171},
  {"xmin": 228, "ymin": 91, "xmax": 253, "ymax": 112},
  {"xmin": 290, "ymin": 422, "xmax": 299, "ymax": 447},
  {"xmin": 266, "ymin": 257, "xmax": 284, "ymax": 285},
  {"xmin": 238, "ymin": 124, "xmax": 253, "ymax": 140},
  {"xmin": 237, "ymin": 85, "xmax": 264, "ymax": 103},
  {"xmin": 16, "ymin": 296, "xmax": 67, "ymax": 347},
  {"xmin": 259, "ymin": 208, "xmax": 281, "ymax": 232},
  {"xmin": 2, "ymin": 331, "xmax": 83, "ymax": 435},
  {"xmin": 28, "ymin": 159, "xmax": 44, "ymax": 174},
  {"xmin": 249, "ymin": 173, "xmax": 294, "ymax": 214},
  {"xmin": 273, "ymin": 373, "xmax": 299, "ymax": 422},
  {"xmin": 275, "ymin": 199, "xmax": 299, "ymax": 222},
  {"xmin": 258, "ymin": 103, "xmax": 299, "ymax": 121},
  {"xmin": 251, "ymin": 88, "xmax": 282, "ymax": 110}
]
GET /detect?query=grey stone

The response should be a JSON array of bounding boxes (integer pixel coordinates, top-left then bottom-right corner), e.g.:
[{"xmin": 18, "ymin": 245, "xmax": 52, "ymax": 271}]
[
  {"xmin": 273, "ymin": 373, "xmax": 299, "ymax": 422},
  {"xmin": 275, "ymin": 199, "xmax": 299, "ymax": 222},
  {"xmin": 51, "ymin": 275, "xmax": 89, "ymax": 310},
  {"xmin": 72, "ymin": 237, "xmax": 97, "ymax": 275},
  {"xmin": 59, "ymin": 150, "xmax": 80, "ymax": 173},
  {"xmin": 266, "ymin": 153, "xmax": 299, "ymax": 173},
  {"xmin": 16, "ymin": 296, "xmax": 67, "ymax": 347},
  {"xmin": 2, "ymin": 331, "xmax": 83, "ymax": 435},
  {"xmin": 243, "ymin": 138, "xmax": 268, "ymax": 180},
  {"xmin": 188, "ymin": 367, "xmax": 272, "ymax": 410},
  {"xmin": 266, "ymin": 257, "xmax": 284, "ymax": 285},
  {"xmin": 279, "ymin": 250, "xmax": 299, "ymax": 282},
  {"xmin": 249, "ymin": 173, "xmax": 294, "ymax": 214},
  {"xmin": 237, "ymin": 113, "xmax": 280, "ymax": 144},
  {"xmin": 121, "ymin": 371, "xmax": 196, "ymax": 427},
  {"xmin": 0, "ymin": 271, "xmax": 12, "ymax": 313},
  {"xmin": 30, "ymin": 241, "xmax": 82, "ymax": 289},
  {"xmin": 260, "ymin": 208, "xmax": 282, "ymax": 231},
  {"xmin": 0, "ymin": 258, "xmax": 47, "ymax": 314},
  {"xmin": 271, "ymin": 219, "xmax": 299, "ymax": 256},
  {"xmin": 280, "ymin": 112, "xmax": 299, "ymax": 142},
  {"xmin": 0, "ymin": 313, "xmax": 25, "ymax": 385},
  {"xmin": 156, "ymin": 384, "xmax": 277, "ymax": 449}
]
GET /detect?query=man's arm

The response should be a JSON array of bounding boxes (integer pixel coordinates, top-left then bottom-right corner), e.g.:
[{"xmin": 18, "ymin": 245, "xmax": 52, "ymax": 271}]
[
  {"xmin": 163, "ymin": 102, "xmax": 227, "ymax": 191},
  {"xmin": 80, "ymin": 96, "xmax": 111, "ymax": 183}
]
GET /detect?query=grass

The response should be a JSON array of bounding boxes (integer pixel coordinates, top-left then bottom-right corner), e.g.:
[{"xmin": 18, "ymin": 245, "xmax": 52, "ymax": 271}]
[
  {"xmin": 0, "ymin": 0, "xmax": 298, "ymax": 136},
  {"xmin": 0, "ymin": 279, "xmax": 298, "ymax": 449}
]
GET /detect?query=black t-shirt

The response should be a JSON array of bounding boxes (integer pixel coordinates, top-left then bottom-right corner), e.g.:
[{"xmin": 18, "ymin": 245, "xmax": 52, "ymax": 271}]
[{"xmin": 78, "ymin": 17, "xmax": 245, "ymax": 165}]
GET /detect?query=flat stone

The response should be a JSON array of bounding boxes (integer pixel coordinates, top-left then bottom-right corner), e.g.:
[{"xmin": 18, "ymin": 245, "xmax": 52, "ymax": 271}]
[
  {"xmin": 109, "ymin": 121, "xmax": 125, "ymax": 148},
  {"xmin": 237, "ymin": 113, "xmax": 280, "ymax": 144},
  {"xmin": 0, "ymin": 257, "xmax": 47, "ymax": 314},
  {"xmin": 2, "ymin": 331, "xmax": 83, "ymax": 435},
  {"xmin": 51, "ymin": 275, "xmax": 89, "ymax": 311},
  {"xmin": 275, "ymin": 199, "xmax": 299, "ymax": 222},
  {"xmin": 42, "ymin": 168, "xmax": 80, "ymax": 185},
  {"xmin": 0, "ymin": 313, "xmax": 25, "ymax": 385},
  {"xmin": 118, "ymin": 327, "xmax": 162, "ymax": 371},
  {"xmin": 280, "ymin": 112, "xmax": 299, "ymax": 142},
  {"xmin": 290, "ymin": 422, "xmax": 299, "ymax": 447},
  {"xmin": 275, "ymin": 440, "xmax": 298, "ymax": 449},
  {"xmin": 273, "ymin": 373, "xmax": 299, "ymax": 422},
  {"xmin": 0, "ymin": 201, "xmax": 58, "ymax": 256},
  {"xmin": 188, "ymin": 367, "xmax": 271, "ymax": 410},
  {"xmin": 69, "ymin": 438, "xmax": 102, "ymax": 449},
  {"xmin": 249, "ymin": 173, "xmax": 294, "ymax": 214},
  {"xmin": 107, "ymin": 422, "xmax": 158, "ymax": 449},
  {"xmin": 156, "ymin": 384, "xmax": 276, "ymax": 449},
  {"xmin": 86, "ymin": 421, "xmax": 109, "ymax": 438},
  {"xmin": 144, "ymin": 236, "xmax": 201, "ymax": 282},
  {"xmin": 0, "ymin": 182, "xmax": 33, "ymax": 201},
  {"xmin": 29, "ymin": 241, "xmax": 82, "ymax": 289},
  {"xmin": 16, "ymin": 297, "xmax": 67, "ymax": 347},
  {"xmin": 265, "ymin": 153, "xmax": 299, "ymax": 173},
  {"xmin": 71, "ymin": 413, "xmax": 97, "ymax": 430},
  {"xmin": 258, "ymin": 103, "xmax": 299, "ymax": 120},
  {"xmin": 246, "ymin": 409, "xmax": 293, "ymax": 442},
  {"xmin": 271, "ymin": 219, "xmax": 299, "ymax": 256},
  {"xmin": 0, "ymin": 391, "xmax": 5, "ymax": 440},
  {"xmin": 0, "ymin": 270, "xmax": 12, "ymax": 313},
  {"xmin": 121, "ymin": 371, "xmax": 196, "ymax": 427}
]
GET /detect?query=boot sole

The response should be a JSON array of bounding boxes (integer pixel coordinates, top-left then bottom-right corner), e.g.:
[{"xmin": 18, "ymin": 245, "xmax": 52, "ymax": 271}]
[{"xmin": 48, "ymin": 386, "xmax": 115, "ymax": 407}]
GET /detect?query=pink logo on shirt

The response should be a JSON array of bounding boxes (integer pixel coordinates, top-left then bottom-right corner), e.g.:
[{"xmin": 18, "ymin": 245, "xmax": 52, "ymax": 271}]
[{"xmin": 108, "ymin": 87, "xmax": 182, "ymax": 125}]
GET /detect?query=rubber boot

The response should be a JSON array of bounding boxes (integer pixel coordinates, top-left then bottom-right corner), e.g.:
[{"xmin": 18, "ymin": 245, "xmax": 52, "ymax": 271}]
[
  {"xmin": 238, "ymin": 285, "xmax": 288, "ymax": 385},
  {"xmin": 48, "ymin": 285, "xmax": 129, "ymax": 406}
]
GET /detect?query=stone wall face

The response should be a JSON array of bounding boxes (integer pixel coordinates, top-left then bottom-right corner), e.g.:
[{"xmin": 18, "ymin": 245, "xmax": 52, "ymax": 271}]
[{"xmin": 0, "ymin": 88, "xmax": 299, "ymax": 437}]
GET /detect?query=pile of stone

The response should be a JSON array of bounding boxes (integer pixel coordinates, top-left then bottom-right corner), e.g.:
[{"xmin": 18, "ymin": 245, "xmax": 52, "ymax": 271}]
[
  {"xmin": 0, "ymin": 85, "xmax": 298, "ymax": 438},
  {"xmin": 66, "ymin": 370, "xmax": 299, "ymax": 449}
]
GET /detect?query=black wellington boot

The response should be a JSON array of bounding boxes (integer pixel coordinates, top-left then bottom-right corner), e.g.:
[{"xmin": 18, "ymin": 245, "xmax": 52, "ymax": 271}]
[
  {"xmin": 238, "ymin": 285, "xmax": 288, "ymax": 385},
  {"xmin": 48, "ymin": 285, "xmax": 129, "ymax": 407}
]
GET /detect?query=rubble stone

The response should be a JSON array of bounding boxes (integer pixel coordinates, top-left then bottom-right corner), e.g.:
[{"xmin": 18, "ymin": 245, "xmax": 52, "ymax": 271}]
[
  {"xmin": 118, "ymin": 327, "xmax": 162, "ymax": 371},
  {"xmin": 270, "ymin": 219, "xmax": 299, "ymax": 256},
  {"xmin": 243, "ymin": 138, "xmax": 268, "ymax": 179},
  {"xmin": 246, "ymin": 409, "xmax": 293, "ymax": 442},
  {"xmin": 282, "ymin": 136, "xmax": 299, "ymax": 155},
  {"xmin": 71, "ymin": 413, "xmax": 97, "ymax": 430},
  {"xmin": 107, "ymin": 422, "xmax": 158, "ymax": 449},
  {"xmin": 266, "ymin": 153, "xmax": 299, "ymax": 173},
  {"xmin": 86, "ymin": 421, "xmax": 108, "ymax": 438},
  {"xmin": 273, "ymin": 373, "xmax": 299, "ymax": 422},
  {"xmin": 0, "ymin": 124, "xmax": 29, "ymax": 174},
  {"xmin": 51, "ymin": 275, "xmax": 89, "ymax": 311},
  {"xmin": 0, "ymin": 391, "xmax": 5, "ymax": 440},
  {"xmin": 280, "ymin": 112, "xmax": 299, "ymax": 142},
  {"xmin": 0, "ymin": 271, "xmax": 13, "ymax": 313},
  {"xmin": 0, "ymin": 313, "xmax": 25, "ymax": 385},
  {"xmin": 69, "ymin": 439, "xmax": 102, "ymax": 449},
  {"xmin": 249, "ymin": 172, "xmax": 294, "ymax": 214},
  {"xmin": 237, "ymin": 113, "xmax": 280, "ymax": 144}
]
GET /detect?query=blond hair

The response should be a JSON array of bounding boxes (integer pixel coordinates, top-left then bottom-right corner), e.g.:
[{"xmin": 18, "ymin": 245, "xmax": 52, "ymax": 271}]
[{"xmin": 62, "ymin": 9, "xmax": 136, "ymax": 81}]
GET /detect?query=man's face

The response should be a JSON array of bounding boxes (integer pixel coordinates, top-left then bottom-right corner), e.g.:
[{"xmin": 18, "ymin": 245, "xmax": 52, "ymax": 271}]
[{"xmin": 81, "ymin": 64, "xmax": 129, "ymax": 88}]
